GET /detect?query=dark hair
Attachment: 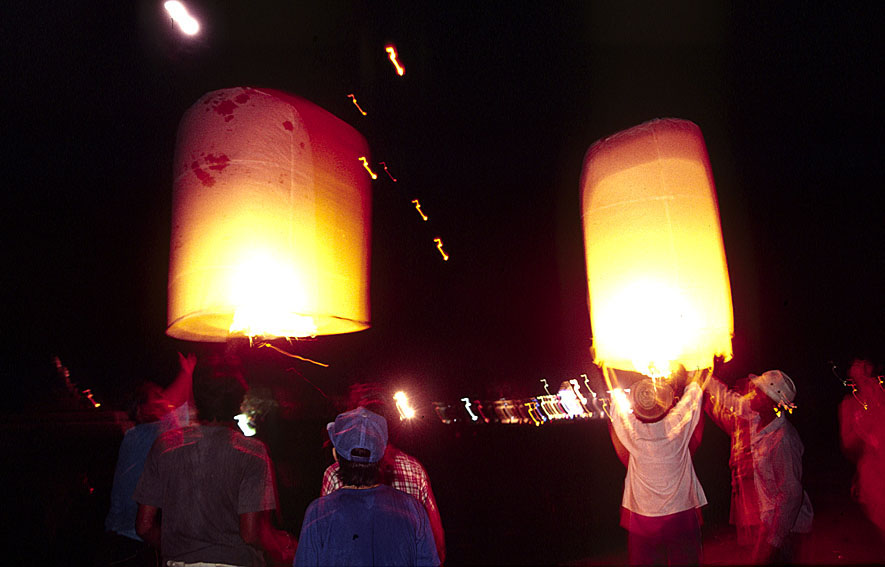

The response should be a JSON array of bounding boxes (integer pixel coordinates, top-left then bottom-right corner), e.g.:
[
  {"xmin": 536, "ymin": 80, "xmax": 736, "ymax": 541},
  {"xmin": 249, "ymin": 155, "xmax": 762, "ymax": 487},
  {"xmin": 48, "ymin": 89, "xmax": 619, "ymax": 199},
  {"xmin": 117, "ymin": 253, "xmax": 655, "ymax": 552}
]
[
  {"xmin": 336, "ymin": 448, "xmax": 381, "ymax": 487},
  {"xmin": 192, "ymin": 361, "xmax": 248, "ymax": 422}
]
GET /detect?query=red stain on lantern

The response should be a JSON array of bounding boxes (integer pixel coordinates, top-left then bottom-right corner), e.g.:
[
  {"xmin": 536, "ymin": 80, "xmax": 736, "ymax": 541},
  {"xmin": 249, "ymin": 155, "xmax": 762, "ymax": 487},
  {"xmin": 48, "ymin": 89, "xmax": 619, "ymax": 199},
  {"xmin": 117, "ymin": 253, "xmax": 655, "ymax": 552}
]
[
  {"xmin": 282, "ymin": 121, "xmax": 294, "ymax": 131},
  {"xmin": 205, "ymin": 153, "xmax": 230, "ymax": 171},
  {"xmin": 191, "ymin": 161, "xmax": 215, "ymax": 187},
  {"xmin": 213, "ymin": 99, "xmax": 238, "ymax": 122}
]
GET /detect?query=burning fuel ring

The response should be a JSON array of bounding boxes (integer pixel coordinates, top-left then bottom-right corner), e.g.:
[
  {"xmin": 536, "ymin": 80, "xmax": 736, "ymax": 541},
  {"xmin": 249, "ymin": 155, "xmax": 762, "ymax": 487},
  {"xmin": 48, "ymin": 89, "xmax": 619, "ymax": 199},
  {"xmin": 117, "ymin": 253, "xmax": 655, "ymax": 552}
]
[{"xmin": 631, "ymin": 378, "xmax": 675, "ymax": 422}]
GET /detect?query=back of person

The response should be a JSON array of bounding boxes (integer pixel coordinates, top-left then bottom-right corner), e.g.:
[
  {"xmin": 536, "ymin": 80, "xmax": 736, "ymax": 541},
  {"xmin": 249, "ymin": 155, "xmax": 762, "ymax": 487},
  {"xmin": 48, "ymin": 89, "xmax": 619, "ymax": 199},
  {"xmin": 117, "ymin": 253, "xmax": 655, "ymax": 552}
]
[
  {"xmin": 137, "ymin": 424, "xmax": 275, "ymax": 566},
  {"xmin": 297, "ymin": 484, "xmax": 437, "ymax": 566}
]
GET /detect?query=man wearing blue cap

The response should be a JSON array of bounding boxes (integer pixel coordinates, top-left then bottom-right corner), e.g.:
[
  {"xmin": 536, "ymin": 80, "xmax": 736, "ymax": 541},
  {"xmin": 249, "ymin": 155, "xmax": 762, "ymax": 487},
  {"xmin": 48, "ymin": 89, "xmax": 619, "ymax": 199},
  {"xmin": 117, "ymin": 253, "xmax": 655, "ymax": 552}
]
[{"xmin": 294, "ymin": 407, "xmax": 439, "ymax": 566}]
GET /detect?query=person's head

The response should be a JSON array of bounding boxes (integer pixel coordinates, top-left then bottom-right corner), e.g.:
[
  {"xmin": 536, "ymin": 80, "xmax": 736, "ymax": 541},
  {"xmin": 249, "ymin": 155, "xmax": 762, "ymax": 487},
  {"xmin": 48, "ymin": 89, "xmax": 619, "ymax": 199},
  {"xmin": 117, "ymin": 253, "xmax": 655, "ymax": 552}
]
[
  {"xmin": 133, "ymin": 382, "xmax": 174, "ymax": 423},
  {"xmin": 748, "ymin": 370, "xmax": 796, "ymax": 415},
  {"xmin": 327, "ymin": 406, "xmax": 388, "ymax": 487},
  {"xmin": 848, "ymin": 356, "xmax": 876, "ymax": 387},
  {"xmin": 192, "ymin": 358, "xmax": 248, "ymax": 423}
]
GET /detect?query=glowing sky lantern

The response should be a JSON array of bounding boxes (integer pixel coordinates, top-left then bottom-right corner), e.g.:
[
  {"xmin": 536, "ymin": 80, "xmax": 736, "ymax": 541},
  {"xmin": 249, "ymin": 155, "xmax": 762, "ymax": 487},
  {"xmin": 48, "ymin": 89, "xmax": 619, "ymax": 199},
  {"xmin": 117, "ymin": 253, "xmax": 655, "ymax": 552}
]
[
  {"xmin": 164, "ymin": 1, "xmax": 200, "ymax": 36},
  {"xmin": 166, "ymin": 88, "xmax": 371, "ymax": 342},
  {"xmin": 581, "ymin": 118, "xmax": 733, "ymax": 377}
]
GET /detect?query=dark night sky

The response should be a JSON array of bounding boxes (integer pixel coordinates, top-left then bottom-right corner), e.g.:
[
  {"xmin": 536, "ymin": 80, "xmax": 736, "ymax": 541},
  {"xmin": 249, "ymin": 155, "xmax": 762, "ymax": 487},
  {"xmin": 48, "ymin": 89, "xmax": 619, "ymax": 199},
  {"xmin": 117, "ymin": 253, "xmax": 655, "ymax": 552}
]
[{"xmin": 1, "ymin": 1, "xmax": 882, "ymax": 418}]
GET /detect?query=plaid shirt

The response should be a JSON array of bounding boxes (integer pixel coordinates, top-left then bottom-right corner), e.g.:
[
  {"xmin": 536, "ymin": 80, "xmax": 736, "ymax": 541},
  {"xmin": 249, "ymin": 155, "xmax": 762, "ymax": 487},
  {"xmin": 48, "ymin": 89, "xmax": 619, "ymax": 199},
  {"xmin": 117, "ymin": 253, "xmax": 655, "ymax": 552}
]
[{"xmin": 321, "ymin": 445, "xmax": 445, "ymax": 562}]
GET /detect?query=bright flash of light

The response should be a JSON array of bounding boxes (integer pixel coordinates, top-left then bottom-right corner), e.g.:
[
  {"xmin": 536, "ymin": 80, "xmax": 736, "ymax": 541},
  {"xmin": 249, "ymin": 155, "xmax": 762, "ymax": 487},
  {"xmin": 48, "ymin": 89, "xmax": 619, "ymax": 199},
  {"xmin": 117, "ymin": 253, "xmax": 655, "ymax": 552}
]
[
  {"xmin": 558, "ymin": 385, "xmax": 585, "ymax": 418},
  {"xmin": 461, "ymin": 397, "xmax": 479, "ymax": 422},
  {"xmin": 347, "ymin": 94, "xmax": 367, "ymax": 116},
  {"xmin": 358, "ymin": 157, "xmax": 377, "ymax": 179},
  {"xmin": 595, "ymin": 278, "xmax": 703, "ymax": 377},
  {"xmin": 164, "ymin": 1, "xmax": 200, "ymax": 35},
  {"xmin": 393, "ymin": 391, "xmax": 416, "ymax": 420},
  {"xmin": 433, "ymin": 237, "xmax": 449, "ymax": 261},
  {"xmin": 380, "ymin": 162, "xmax": 397, "ymax": 182},
  {"xmin": 235, "ymin": 413, "xmax": 257, "ymax": 436},
  {"xmin": 412, "ymin": 199, "xmax": 429, "ymax": 221},
  {"xmin": 541, "ymin": 378, "xmax": 550, "ymax": 395},
  {"xmin": 228, "ymin": 250, "xmax": 318, "ymax": 339},
  {"xmin": 385, "ymin": 45, "xmax": 405, "ymax": 76}
]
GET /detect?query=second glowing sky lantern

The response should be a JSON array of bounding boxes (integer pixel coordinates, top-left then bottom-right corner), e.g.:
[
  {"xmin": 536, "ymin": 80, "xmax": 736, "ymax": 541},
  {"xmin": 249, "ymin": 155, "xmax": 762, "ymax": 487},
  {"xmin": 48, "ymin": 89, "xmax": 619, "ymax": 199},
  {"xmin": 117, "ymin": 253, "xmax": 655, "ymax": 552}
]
[
  {"xmin": 581, "ymin": 118, "xmax": 733, "ymax": 377},
  {"xmin": 167, "ymin": 88, "xmax": 371, "ymax": 342}
]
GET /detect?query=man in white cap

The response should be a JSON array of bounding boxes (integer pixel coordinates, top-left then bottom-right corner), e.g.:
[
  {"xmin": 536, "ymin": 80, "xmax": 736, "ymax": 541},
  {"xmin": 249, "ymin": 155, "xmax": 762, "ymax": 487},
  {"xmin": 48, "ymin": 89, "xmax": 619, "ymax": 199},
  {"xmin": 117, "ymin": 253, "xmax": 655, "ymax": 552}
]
[
  {"xmin": 709, "ymin": 368, "xmax": 813, "ymax": 564},
  {"xmin": 295, "ymin": 407, "xmax": 439, "ymax": 566}
]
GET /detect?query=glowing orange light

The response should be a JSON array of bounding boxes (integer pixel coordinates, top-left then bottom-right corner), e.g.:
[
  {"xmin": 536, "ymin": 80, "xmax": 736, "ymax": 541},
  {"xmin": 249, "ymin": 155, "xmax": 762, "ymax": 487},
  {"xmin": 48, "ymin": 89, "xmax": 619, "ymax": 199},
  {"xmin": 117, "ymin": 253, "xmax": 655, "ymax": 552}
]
[
  {"xmin": 379, "ymin": 162, "xmax": 397, "ymax": 182},
  {"xmin": 167, "ymin": 88, "xmax": 371, "ymax": 341},
  {"xmin": 359, "ymin": 156, "xmax": 378, "ymax": 179},
  {"xmin": 164, "ymin": 1, "xmax": 200, "ymax": 36},
  {"xmin": 581, "ymin": 118, "xmax": 733, "ymax": 377},
  {"xmin": 347, "ymin": 94, "xmax": 367, "ymax": 116},
  {"xmin": 393, "ymin": 391, "xmax": 416, "ymax": 420},
  {"xmin": 433, "ymin": 237, "xmax": 449, "ymax": 261},
  {"xmin": 525, "ymin": 401, "xmax": 543, "ymax": 426},
  {"xmin": 411, "ymin": 199, "xmax": 429, "ymax": 221},
  {"xmin": 385, "ymin": 45, "xmax": 405, "ymax": 76},
  {"xmin": 82, "ymin": 389, "xmax": 101, "ymax": 409}
]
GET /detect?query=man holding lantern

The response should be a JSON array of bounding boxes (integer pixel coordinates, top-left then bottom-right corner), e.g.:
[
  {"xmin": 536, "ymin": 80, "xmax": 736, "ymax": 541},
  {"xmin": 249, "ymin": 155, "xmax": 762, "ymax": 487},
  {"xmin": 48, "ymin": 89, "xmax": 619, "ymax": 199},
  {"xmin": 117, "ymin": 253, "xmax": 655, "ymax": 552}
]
[
  {"xmin": 607, "ymin": 367, "xmax": 710, "ymax": 565},
  {"xmin": 706, "ymin": 368, "xmax": 813, "ymax": 564}
]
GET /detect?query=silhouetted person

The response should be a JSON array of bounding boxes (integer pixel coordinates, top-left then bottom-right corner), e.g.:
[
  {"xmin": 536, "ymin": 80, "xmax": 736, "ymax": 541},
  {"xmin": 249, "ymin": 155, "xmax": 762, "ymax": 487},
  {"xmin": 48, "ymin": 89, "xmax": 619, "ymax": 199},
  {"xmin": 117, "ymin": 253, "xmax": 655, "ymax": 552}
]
[
  {"xmin": 839, "ymin": 355, "xmax": 885, "ymax": 537},
  {"xmin": 134, "ymin": 358, "xmax": 294, "ymax": 566},
  {"xmin": 714, "ymin": 370, "xmax": 813, "ymax": 564},
  {"xmin": 705, "ymin": 371, "xmax": 761, "ymax": 548},
  {"xmin": 295, "ymin": 407, "xmax": 439, "ymax": 566},
  {"xmin": 321, "ymin": 384, "xmax": 445, "ymax": 563},
  {"xmin": 97, "ymin": 353, "xmax": 195, "ymax": 567}
]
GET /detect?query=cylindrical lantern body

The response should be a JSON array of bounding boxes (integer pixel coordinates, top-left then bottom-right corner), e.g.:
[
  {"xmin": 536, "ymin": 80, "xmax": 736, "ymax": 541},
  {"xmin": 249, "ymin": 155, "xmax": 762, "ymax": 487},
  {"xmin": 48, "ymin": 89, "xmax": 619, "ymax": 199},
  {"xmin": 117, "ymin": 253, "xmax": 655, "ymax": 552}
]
[
  {"xmin": 167, "ymin": 87, "xmax": 371, "ymax": 342},
  {"xmin": 581, "ymin": 118, "xmax": 732, "ymax": 376}
]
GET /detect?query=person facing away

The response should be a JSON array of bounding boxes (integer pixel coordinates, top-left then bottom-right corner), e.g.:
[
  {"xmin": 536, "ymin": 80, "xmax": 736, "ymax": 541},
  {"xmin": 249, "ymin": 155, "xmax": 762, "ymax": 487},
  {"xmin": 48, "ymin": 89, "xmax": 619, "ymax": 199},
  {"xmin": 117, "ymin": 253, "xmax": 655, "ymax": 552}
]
[
  {"xmin": 716, "ymin": 369, "xmax": 813, "ymax": 564},
  {"xmin": 839, "ymin": 355, "xmax": 885, "ymax": 536},
  {"xmin": 99, "ymin": 352, "xmax": 196, "ymax": 567},
  {"xmin": 705, "ymin": 370, "xmax": 762, "ymax": 547},
  {"xmin": 320, "ymin": 385, "xmax": 445, "ymax": 563},
  {"xmin": 134, "ymin": 357, "xmax": 294, "ymax": 567},
  {"xmin": 607, "ymin": 366, "xmax": 709, "ymax": 566},
  {"xmin": 295, "ymin": 406, "xmax": 439, "ymax": 567}
]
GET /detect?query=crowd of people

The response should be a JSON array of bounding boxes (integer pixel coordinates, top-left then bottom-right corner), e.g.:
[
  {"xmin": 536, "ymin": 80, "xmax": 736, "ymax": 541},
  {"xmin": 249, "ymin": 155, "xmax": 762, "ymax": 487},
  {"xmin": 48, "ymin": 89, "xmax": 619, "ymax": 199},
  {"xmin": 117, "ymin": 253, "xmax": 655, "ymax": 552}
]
[{"xmin": 95, "ymin": 351, "xmax": 884, "ymax": 566}]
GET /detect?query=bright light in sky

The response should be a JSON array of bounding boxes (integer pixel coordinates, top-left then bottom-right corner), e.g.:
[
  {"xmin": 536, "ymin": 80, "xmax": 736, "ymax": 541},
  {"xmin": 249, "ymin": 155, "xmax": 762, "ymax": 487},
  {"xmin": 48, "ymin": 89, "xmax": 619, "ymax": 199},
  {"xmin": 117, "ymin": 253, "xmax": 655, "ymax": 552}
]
[
  {"xmin": 164, "ymin": 1, "xmax": 200, "ymax": 36},
  {"xmin": 393, "ymin": 391, "xmax": 416, "ymax": 420}
]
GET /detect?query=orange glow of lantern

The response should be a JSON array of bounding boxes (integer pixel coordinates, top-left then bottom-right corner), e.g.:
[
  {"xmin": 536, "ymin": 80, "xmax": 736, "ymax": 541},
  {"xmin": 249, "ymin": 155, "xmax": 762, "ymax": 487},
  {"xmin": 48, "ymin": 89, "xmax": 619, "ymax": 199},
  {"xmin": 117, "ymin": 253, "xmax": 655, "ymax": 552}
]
[
  {"xmin": 166, "ymin": 88, "xmax": 371, "ymax": 342},
  {"xmin": 581, "ymin": 118, "xmax": 733, "ymax": 377},
  {"xmin": 164, "ymin": 1, "xmax": 200, "ymax": 36},
  {"xmin": 385, "ymin": 45, "xmax": 405, "ymax": 76},
  {"xmin": 359, "ymin": 156, "xmax": 378, "ymax": 179},
  {"xmin": 347, "ymin": 94, "xmax": 367, "ymax": 116},
  {"xmin": 411, "ymin": 199, "xmax": 429, "ymax": 221},
  {"xmin": 380, "ymin": 162, "xmax": 397, "ymax": 182},
  {"xmin": 433, "ymin": 237, "xmax": 449, "ymax": 261}
]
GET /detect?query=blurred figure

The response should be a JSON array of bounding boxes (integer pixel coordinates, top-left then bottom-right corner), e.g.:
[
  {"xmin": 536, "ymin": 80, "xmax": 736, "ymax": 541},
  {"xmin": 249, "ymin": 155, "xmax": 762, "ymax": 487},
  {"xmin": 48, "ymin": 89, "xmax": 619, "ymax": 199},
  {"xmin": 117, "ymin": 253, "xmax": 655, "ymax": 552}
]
[
  {"xmin": 705, "ymin": 369, "xmax": 761, "ymax": 547},
  {"xmin": 607, "ymin": 367, "xmax": 709, "ymax": 566},
  {"xmin": 710, "ymin": 369, "xmax": 813, "ymax": 564},
  {"xmin": 321, "ymin": 384, "xmax": 446, "ymax": 563},
  {"xmin": 296, "ymin": 407, "xmax": 439, "ymax": 566},
  {"xmin": 134, "ymin": 357, "xmax": 294, "ymax": 567},
  {"xmin": 839, "ymin": 355, "xmax": 885, "ymax": 536},
  {"xmin": 97, "ymin": 352, "xmax": 196, "ymax": 567}
]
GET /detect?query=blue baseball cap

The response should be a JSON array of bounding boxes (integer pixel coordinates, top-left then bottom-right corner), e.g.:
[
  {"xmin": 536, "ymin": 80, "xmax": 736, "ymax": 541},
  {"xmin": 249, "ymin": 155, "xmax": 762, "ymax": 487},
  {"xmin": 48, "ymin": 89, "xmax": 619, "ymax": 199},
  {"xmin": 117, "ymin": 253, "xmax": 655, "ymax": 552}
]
[{"xmin": 327, "ymin": 406, "xmax": 388, "ymax": 463}]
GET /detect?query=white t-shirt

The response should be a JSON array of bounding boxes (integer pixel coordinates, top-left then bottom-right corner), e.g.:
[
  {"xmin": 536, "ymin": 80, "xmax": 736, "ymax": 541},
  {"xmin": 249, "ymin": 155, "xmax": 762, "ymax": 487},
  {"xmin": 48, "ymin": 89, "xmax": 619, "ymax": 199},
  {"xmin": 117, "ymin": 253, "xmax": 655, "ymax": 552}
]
[{"xmin": 610, "ymin": 381, "xmax": 708, "ymax": 516}]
